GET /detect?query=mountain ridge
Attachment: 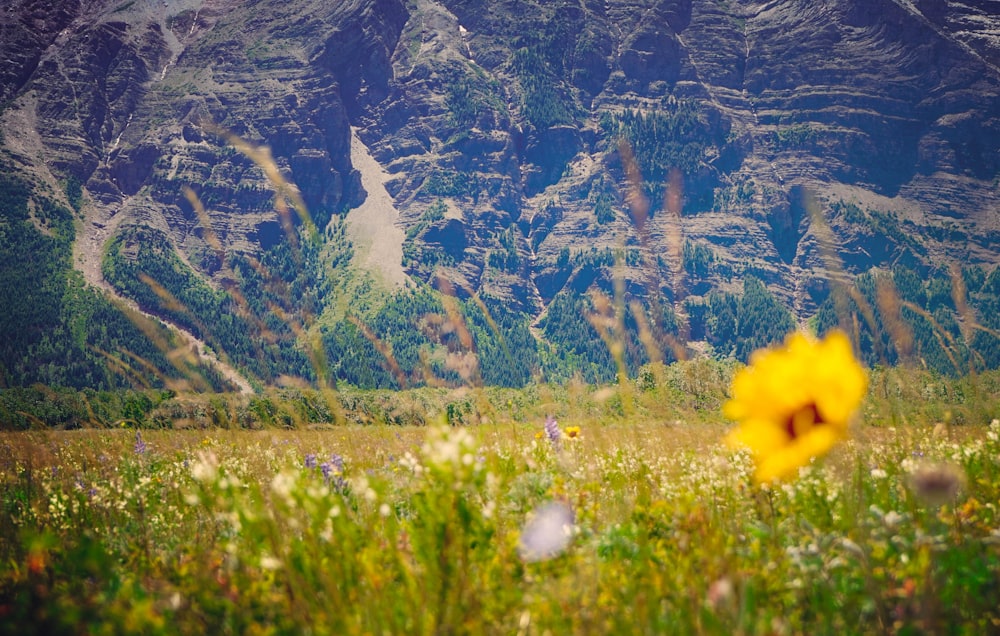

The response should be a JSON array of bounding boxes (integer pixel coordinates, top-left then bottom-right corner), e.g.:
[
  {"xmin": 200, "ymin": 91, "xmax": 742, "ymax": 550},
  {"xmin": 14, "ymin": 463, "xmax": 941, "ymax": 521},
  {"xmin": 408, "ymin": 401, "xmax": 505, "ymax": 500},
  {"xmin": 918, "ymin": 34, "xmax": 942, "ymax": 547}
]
[{"xmin": 1, "ymin": 0, "xmax": 999, "ymax": 389}]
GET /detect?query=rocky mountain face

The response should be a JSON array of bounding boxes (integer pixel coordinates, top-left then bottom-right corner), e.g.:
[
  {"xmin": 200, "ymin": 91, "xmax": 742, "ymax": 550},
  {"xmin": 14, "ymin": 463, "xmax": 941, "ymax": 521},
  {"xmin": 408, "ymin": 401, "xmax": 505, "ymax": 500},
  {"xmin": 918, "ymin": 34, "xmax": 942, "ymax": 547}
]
[{"xmin": 1, "ymin": 0, "xmax": 999, "ymax": 386}]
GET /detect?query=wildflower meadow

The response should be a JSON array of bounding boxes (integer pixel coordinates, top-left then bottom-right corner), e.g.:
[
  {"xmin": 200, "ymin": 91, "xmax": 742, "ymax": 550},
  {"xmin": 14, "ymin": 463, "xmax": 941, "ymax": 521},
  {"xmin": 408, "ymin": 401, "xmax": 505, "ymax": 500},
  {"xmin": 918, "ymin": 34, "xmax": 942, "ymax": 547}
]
[{"xmin": 2, "ymin": 332, "xmax": 1000, "ymax": 634}]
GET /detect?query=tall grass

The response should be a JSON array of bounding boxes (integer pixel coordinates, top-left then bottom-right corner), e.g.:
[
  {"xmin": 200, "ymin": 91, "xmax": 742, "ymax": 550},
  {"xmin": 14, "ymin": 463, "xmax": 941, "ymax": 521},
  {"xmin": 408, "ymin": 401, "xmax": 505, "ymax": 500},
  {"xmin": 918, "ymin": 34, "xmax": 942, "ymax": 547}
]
[{"xmin": 2, "ymin": 418, "xmax": 999, "ymax": 633}]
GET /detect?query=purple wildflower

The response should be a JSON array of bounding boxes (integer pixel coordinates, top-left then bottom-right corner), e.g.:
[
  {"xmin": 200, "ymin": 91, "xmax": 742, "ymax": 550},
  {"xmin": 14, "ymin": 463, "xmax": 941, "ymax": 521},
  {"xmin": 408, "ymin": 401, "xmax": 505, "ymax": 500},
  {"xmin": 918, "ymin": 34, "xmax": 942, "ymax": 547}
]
[
  {"xmin": 134, "ymin": 431, "xmax": 147, "ymax": 455},
  {"xmin": 76, "ymin": 478, "xmax": 97, "ymax": 500},
  {"xmin": 544, "ymin": 416, "xmax": 561, "ymax": 448},
  {"xmin": 321, "ymin": 453, "xmax": 347, "ymax": 491},
  {"xmin": 330, "ymin": 453, "xmax": 344, "ymax": 474},
  {"xmin": 304, "ymin": 453, "xmax": 317, "ymax": 469}
]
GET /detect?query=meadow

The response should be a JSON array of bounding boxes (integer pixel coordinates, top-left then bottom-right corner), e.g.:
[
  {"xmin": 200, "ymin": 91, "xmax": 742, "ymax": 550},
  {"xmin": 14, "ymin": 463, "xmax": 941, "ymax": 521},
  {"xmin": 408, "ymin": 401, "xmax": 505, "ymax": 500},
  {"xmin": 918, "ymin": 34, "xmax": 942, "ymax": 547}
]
[{"xmin": 2, "ymin": 356, "xmax": 1000, "ymax": 635}]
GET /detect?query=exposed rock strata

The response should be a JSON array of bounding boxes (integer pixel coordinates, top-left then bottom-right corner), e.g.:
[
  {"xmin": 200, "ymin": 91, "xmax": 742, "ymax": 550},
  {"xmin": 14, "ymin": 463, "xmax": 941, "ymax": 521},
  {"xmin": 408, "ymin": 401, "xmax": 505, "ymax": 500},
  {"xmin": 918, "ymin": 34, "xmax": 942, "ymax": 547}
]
[{"xmin": 0, "ymin": 0, "xmax": 998, "ymax": 324}]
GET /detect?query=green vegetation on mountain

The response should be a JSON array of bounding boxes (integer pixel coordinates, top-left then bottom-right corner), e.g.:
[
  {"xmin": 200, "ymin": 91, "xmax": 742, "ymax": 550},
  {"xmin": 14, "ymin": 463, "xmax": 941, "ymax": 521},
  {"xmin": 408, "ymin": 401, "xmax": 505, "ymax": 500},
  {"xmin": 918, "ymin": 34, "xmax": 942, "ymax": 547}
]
[
  {"xmin": 421, "ymin": 171, "xmax": 480, "ymax": 199},
  {"xmin": 602, "ymin": 103, "xmax": 725, "ymax": 210},
  {"xmin": 815, "ymin": 265, "xmax": 1000, "ymax": 375},
  {"xmin": 0, "ymin": 170, "xmax": 196, "ymax": 390},
  {"xmin": 487, "ymin": 228, "xmax": 522, "ymax": 273},
  {"xmin": 445, "ymin": 64, "xmax": 505, "ymax": 129},
  {"xmin": 538, "ymin": 289, "xmax": 680, "ymax": 384},
  {"xmin": 511, "ymin": 46, "xmax": 574, "ymax": 130},
  {"xmin": 605, "ymin": 104, "xmax": 707, "ymax": 179},
  {"xmin": 686, "ymin": 276, "xmax": 796, "ymax": 360},
  {"xmin": 102, "ymin": 225, "xmax": 314, "ymax": 384},
  {"xmin": 682, "ymin": 241, "xmax": 715, "ymax": 282}
]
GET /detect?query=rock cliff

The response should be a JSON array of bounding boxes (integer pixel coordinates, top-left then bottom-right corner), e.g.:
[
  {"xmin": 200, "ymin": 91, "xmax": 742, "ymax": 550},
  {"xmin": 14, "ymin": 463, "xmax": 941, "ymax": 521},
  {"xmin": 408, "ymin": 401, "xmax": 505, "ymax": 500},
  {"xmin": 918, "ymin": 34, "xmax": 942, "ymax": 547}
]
[{"xmin": 1, "ymin": 0, "xmax": 999, "ymax": 382}]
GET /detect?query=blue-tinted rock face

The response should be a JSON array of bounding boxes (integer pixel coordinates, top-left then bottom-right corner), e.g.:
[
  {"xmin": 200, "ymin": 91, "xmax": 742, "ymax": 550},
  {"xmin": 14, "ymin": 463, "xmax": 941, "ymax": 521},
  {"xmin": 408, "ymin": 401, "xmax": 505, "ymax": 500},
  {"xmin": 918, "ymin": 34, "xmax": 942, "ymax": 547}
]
[{"xmin": 2, "ymin": 0, "xmax": 999, "ymax": 320}]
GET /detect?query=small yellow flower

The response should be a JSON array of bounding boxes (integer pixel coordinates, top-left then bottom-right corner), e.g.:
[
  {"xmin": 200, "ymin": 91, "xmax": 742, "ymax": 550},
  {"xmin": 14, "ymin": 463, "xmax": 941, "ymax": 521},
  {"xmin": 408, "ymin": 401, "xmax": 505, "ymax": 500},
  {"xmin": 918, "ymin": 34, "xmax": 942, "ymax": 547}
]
[
  {"xmin": 535, "ymin": 431, "xmax": 545, "ymax": 440},
  {"xmin": 564, "ymin": 426, "xmax": 581, "ymax": 439},
  {"xmin": 724, "ymin": 330, "xmax": 867, "ymax": 483}
]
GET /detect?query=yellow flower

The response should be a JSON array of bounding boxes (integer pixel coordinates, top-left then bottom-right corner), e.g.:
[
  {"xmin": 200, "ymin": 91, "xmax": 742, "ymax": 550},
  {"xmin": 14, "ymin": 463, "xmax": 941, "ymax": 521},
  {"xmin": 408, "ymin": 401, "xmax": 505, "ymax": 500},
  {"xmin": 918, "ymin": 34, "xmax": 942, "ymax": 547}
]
[
  {"xmin": 564, "ymin": 426, "xmax": 581, "ymax": 439},
  {"xmin": 724, "ymin": 330, "xmax": 867, "ymax": 483}
]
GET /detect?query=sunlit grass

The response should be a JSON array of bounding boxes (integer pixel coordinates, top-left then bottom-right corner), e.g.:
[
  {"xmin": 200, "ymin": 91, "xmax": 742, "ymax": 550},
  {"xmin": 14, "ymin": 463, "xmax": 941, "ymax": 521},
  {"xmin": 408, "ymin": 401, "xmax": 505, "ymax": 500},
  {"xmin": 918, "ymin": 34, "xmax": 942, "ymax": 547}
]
[{"xmin": 2, "ymin": 415, "xmax": 998, "ymax": 634}]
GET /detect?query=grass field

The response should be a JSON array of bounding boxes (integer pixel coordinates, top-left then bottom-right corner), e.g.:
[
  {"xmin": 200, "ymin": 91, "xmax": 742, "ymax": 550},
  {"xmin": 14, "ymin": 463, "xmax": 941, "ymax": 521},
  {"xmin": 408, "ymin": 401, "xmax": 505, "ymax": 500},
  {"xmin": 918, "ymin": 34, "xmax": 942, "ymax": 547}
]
[{"xmin": 2, "ymin": 358, "xmax": 1000, "ymax": 634}]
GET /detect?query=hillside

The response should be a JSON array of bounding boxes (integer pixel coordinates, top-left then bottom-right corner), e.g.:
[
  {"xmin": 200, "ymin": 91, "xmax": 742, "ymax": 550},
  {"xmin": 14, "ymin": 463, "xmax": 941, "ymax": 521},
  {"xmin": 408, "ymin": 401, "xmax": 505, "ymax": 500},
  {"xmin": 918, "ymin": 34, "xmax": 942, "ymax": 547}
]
[{"xmin": 1, "ymin": 0, "xmax": 999, "ymax": 389}]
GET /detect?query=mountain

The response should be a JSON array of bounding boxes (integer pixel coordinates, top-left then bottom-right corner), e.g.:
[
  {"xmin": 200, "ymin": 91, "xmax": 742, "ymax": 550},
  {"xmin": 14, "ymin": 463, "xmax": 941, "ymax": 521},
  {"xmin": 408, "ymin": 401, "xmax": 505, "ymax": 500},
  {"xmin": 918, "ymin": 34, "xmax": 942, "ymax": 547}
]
[{"xmin": 1, "ymin": 0, "xmax": 999, "ymax": 391}]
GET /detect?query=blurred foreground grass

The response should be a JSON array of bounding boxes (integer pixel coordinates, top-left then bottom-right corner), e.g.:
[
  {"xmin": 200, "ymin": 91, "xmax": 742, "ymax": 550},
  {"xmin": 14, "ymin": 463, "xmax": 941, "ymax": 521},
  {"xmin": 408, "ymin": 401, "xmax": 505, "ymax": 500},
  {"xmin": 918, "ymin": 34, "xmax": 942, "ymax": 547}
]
[{"xmin": 1, "ymin": 382, "xmax": 999, "ymax": 633}]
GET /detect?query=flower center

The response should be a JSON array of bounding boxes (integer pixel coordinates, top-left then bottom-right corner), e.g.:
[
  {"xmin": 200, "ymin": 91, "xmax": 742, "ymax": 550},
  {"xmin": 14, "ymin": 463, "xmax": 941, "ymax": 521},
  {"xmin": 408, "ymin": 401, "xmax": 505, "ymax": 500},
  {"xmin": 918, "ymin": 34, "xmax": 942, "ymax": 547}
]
[{"xmin": 785, "ymin": 403, "xmax": 824, "ymax": 440}]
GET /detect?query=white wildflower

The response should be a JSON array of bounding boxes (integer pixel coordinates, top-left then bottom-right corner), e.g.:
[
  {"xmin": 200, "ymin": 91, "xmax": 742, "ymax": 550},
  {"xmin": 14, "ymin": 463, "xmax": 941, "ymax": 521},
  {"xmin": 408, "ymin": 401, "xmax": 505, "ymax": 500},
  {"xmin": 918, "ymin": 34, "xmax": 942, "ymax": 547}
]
[
  {"xmin": 422, "ymin": 425, "xmax": 478, "ymax": 473},
  {"xmin": 838, "ymin": 537, "xmax": 865, "ymax": 559},
  {"xmin": 519, "ymin": 501, "xmax": 575, "ymax": 563},
  {"xmin": 270, "ymin": 470, "xmax": 297, "ymax": 506},
  {"xmin": 260, "ymin": 554, "xmax": 282, "ymax": 570},
  {"xmin": 482, "ymin": 500, "xmax": 496, "ymax": 519},
  {"xmin": 884, "ymin": 510, "xmax": 903, "ymax": 528},
  {"xmin": 191, "ymin": 451, "xmax": 219, "ymax": 483}
]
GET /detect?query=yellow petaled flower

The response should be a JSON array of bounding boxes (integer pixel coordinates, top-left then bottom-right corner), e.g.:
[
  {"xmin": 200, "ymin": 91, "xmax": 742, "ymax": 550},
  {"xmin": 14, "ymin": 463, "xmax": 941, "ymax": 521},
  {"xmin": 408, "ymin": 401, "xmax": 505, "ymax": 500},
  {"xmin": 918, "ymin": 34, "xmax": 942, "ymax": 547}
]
[
  {"xmin": 564, "ymin": 426, "xmax": 581, "ymax": 439},
  {"xmin": 724, "ymin": 330, "xmax": 868, "ymax": 484}
]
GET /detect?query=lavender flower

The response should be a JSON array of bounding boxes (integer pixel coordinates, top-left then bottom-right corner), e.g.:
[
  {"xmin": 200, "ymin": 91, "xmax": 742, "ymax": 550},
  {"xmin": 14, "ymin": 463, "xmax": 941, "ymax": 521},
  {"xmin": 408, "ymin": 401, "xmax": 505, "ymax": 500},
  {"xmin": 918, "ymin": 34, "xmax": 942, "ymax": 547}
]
[
  {"xmin": 321, "ymin": 453, "xmax": 347, "ymax": 491},
  {"xmin": 134, "ymin": 431, "xmax": 147, "ymax": 455},
  {"xmin": 76, "ymin": 478, "xmax": 97, "ymax": 500},
  {"xmin": 330, "ymin": 453, "xmax": 344, "ymax": 474},
  {"xmin": 304, "ymin": 453, "xmax": 317, "ymax": 469},
  {"xmin": 544, "ymin": 415, "xmax": 561, "ymax": 449}
]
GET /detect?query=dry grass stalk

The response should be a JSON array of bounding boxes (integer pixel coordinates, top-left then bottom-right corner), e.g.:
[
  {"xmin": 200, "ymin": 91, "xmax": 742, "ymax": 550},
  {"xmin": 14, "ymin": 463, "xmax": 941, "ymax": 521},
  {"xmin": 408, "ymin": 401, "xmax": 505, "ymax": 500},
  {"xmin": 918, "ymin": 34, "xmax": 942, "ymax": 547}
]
[
  {"xmin": 347, "ymin": 314, "xmax": 408, "ymax": 389},
  {"xmin": 202, "ymin": 120, "xmax": 317, "ymax": 241},
  {"xmin": 874, "ymin": 274, "xmax": 913, "ymax": 363},
  {"xmin": 806, "ymin": 191, "xmax": 886, "ymax": 360},
  {"xmin": 900, "ymin": 300, "xmax": 962, "ymax": 373}
]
